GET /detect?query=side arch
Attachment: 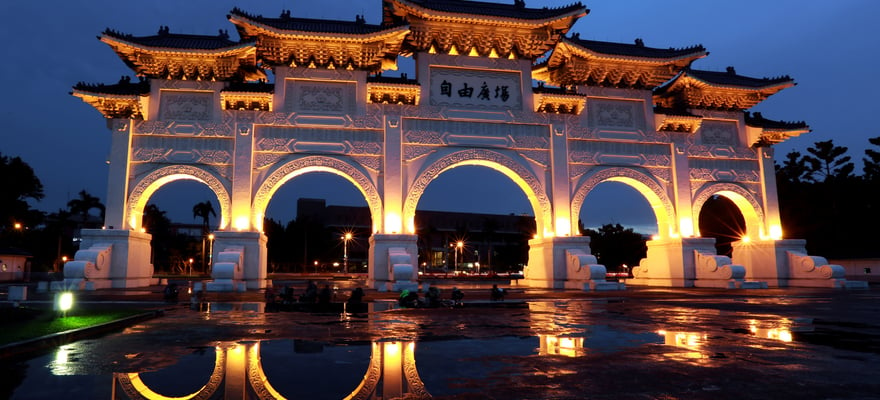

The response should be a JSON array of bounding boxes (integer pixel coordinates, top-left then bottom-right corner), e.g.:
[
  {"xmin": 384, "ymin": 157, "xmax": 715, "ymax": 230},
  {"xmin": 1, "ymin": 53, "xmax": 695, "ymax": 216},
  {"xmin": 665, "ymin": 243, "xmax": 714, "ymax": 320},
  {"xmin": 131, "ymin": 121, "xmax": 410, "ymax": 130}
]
[
  {"xmin": 403, "ymin": 149, "xmax": 552, "ymax": 237},
  {"xmin": 572, "ymin": 167, "xmax": 676, "ymax": 238},
  {"xmin": 692, "ymin": 182, "xmax": 765, "ymax": 239},
  {"xmin": 127, "ymin": 165, "xmax": 231, "ymax": 231},
  {"xmin": 252, "ymin": 156, "xmax": 382, "ymax": 232}
]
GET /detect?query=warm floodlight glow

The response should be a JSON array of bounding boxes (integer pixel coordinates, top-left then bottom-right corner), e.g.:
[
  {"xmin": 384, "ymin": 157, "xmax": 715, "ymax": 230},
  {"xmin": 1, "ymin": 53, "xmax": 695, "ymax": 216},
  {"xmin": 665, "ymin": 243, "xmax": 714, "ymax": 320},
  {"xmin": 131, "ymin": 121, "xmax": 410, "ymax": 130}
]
[
  {"xmin": 14, "ymin": 222, "xmax": 22, "ymax": 230},
  {"xmin": 679, "ymin": 218, "xmax": 694, "ymax": 237},
  {"xmin": 234, "ymin": 216, "xmax": 249, "ymax": 231},
  {"xmin": 741, "ymin": 235, "xmax": 751, "ymax": 243},
  {"xmin": 385, "ymin": 212, "xmax": 402, "ymax": 234},
  {"xmin": 650, "ymin": 234, "xmax": 660, "ymax": 241},
  {"xmin": 56, "ymin": 292, "xmax": 74, "ymax": 312},
  {"xmin": 456, "ymin": 241, "xmax": 463, "ymax": 249},
  {"xmin": 555, "ymin": 218, "xmax": 571, "ymax": 236},
  {"xmin": 769, "ymin": 225, "xmax": 783, "ymax": 240}
]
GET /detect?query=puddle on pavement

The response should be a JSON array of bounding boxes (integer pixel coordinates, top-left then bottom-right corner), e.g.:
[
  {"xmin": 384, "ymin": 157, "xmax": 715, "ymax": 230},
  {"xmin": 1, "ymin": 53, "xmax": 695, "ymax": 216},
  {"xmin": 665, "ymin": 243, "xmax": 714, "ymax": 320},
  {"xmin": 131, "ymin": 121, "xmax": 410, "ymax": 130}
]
[{"xmin": 6, "ymin": 299, "xmax": 859, "ymax": 399}]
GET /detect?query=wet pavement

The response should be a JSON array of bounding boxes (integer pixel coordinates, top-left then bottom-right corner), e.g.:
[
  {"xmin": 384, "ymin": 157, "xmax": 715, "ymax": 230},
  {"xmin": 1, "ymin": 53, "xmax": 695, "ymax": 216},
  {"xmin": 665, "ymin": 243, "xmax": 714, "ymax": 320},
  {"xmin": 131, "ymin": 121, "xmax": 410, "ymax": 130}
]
[{"xmin": 3, "ymin": 282, "xmax": 880, "ymax": 399}]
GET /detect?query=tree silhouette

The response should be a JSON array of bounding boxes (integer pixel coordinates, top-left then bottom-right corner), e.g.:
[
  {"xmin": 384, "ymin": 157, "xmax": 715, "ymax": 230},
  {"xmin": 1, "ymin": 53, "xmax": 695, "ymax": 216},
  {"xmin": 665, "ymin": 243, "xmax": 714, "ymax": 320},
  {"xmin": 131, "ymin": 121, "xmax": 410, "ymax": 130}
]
[
  {"xmin": 803, "ymin": 140, "xmax": 854, "ymax": 183},
  {"xmin": 581, "ymin": 223, "xmax": 646, "ymax": 271},
  {"xmin": 192, "ymin": 201, "xmax": 216, "ymax": 233},
  {"xmin": 0, "ymin": 153, "xmax": 44, "ymax": 229},
  {"xmin": 67, "ymin": 190, "xmax": 105, "ymax": 226},
  {"xmin": 863, "ymin": 136, "xmax": 880, "ymax": 182}
]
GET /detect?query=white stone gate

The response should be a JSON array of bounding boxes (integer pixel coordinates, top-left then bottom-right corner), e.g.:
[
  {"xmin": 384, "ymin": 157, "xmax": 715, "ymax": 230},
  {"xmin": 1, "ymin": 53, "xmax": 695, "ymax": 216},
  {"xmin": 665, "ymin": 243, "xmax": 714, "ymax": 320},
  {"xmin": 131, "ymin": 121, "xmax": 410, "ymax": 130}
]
[{"xmin": 71, "ymin": 1, "xmax": 862, "ymax": 291}]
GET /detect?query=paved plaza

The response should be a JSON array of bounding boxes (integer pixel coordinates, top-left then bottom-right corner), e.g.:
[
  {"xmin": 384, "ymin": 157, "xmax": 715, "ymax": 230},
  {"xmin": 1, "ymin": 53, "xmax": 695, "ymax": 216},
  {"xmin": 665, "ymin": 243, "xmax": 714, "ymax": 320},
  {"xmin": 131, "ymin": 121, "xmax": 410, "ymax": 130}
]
[{"xmin": 3, "ymin": 281, "xmax": 880, "ymax": 399}]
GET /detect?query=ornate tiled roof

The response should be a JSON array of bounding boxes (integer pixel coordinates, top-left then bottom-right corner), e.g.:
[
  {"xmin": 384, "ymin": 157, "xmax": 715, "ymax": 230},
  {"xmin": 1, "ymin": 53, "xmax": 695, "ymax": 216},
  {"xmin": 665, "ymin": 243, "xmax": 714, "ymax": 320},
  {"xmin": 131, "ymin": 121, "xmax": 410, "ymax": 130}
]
[
  {"xmin": 101, "ymin": 27, "xmax": 252, "ymax": 51},
  {"xmin": 654, "ymin": 67, "xmax": 796, "ymax": 110},
  {"xmin": 744, "ymin": 112, "xmax": 808, "ymax": 131},
  {"xmin": 683, "ymin": 67, "xmax": 793, "ymax": 88},
  {"xmin": 229, "ymin": 8, "xmax": 398, "ymax": 35},
  {"xmin": 535, "ymin": 35, "xmax": 706, "ymax": 89},
  {"xmin": 72, "ymin": 76, "xmax": 150, "ymax": 95},
  {"xmin": 387, "ymin": 0, "xmax": 586, "ymax": 21},
  {"xmin": 565, "ymin": 35, "xmax": 706, "ymax": 60}
]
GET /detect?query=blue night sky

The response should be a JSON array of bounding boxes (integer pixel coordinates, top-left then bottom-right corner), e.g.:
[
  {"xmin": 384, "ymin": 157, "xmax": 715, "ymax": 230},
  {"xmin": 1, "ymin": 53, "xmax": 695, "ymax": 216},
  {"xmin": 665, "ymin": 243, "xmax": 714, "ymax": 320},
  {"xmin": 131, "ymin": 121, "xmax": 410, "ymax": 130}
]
[{"xmin": 1, "ymin": 1, "xmax": 878, "ymax": 234}]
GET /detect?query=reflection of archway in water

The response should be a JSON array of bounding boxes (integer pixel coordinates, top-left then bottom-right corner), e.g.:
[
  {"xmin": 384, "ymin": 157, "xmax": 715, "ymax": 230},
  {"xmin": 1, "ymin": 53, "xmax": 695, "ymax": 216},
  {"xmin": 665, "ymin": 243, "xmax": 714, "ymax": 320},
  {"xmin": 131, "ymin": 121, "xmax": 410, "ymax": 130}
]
[
  {"xmin": 698, "ymin": 194, "xmax": 747, "ymax": 257},
  {"xmin": 113, "ymin": 341, "xmax": 429, "ymax": 399}
]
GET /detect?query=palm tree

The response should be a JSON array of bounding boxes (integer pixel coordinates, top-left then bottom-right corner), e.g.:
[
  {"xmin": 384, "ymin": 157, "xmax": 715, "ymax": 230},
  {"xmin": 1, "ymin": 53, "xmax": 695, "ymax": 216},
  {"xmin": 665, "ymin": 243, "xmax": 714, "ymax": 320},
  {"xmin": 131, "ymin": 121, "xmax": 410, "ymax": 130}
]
[
  {"xmin": 192, "ymin": 201, "xmax": 216, "ymax": 234},
  {"xmin": 67, "ymin": 190, "xmax": 105, "ymax": 227}
]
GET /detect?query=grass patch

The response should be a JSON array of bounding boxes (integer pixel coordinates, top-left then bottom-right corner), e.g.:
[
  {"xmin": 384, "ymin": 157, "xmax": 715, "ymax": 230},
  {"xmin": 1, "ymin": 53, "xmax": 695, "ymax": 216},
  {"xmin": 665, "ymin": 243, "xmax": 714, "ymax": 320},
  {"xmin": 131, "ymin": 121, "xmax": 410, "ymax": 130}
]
[{"xmin": 0, "ymin": 307, "xmax": 147, "ymax": 346}]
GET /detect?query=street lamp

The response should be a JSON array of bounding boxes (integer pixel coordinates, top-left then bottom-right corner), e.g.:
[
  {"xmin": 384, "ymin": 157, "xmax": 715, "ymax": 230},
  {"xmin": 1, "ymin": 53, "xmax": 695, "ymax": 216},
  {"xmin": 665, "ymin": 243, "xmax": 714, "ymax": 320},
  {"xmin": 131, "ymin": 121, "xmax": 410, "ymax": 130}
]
[
  {"xmin": 453, "ymin": 240, "xmax": 463, "ymax": 274},
  {"xmin": 207, "ymin": 233, "xmax": 215, "ymax": 273},
  {"xmin": 188, "ymin": 258, "xmax": 194, "ymax": 276},
  {"xmin": 342, "ymin": 232, "xmax": 353, "ymax": 273}
]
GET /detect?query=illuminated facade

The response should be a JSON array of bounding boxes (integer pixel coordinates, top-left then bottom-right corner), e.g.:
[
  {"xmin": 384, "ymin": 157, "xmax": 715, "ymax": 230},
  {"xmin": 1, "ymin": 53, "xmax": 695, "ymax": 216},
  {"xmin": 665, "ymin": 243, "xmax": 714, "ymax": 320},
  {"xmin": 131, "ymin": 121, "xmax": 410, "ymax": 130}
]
[{"xmin": 72, "ymin": 0, "xmax": 861, "ymax": 290}]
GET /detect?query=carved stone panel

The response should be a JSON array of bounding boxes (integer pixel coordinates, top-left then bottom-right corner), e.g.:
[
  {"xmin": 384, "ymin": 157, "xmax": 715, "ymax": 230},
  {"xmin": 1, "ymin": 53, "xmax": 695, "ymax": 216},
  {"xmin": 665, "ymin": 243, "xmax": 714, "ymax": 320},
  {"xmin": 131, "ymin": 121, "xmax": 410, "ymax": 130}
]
[
  {"xmin": 131, "ymin": 136, "xmax": 233, "ymax": 165},
  {"xmin": 587, "ymin": 99, "xmax": 646, "ymax": 132},
  {"xmin": 159, "ymin": 91, "xmax": 214, "ymax": 121},
  {"xmin": 403, "ymin": 118, "xmax": 546, "ymax": 149},
  {"xmin": 699, "ymin": 121, "xmax": 739, "ymax": 146},
  {"xmin": 284, "ymin": 80, "xmax": 355, "ymax": 115},
  {"xmin": 429, "ymin": 67, "xmax": 522, "ymax": 110},
  {"xmin": 568, "ymin": 140, "xmax": 669, "ymax": 166},
  {"xmin": 256, "ymin": 126, "xmax": 383, "ymax": 154}
]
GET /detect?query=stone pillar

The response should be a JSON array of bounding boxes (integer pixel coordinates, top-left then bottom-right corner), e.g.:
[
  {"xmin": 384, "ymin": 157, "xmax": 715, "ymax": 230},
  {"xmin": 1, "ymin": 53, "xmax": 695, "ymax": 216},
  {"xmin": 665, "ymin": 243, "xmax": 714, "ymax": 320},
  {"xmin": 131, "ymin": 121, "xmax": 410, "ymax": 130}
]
[
  {"xmin": 757, "ymin": 147, "xmax": 783, "ymax": 239},
  {"xmin": 669, "ymin": 139, "xmax": 695, "ymax": 238},
  {"xmin": 524, "ymin": 236, "xmax": 597, "ymax": 288},
  {"xmin": 211, "ymin": 231, "xmax": 267, "ymax": 290},
  {"xmin": 104, "ymin": 119, "xmax": 134, "ymax": 230},
  {"xmin": 231, "ymin": 113, "xmax": 256, "ymax": 231},
  {"xmin": 629, "ymin": 237, "xmax": 714, "ymax": 287},
  {"xmin": 548, "ymin": 123, "xmax": 573, "ymax": 236},
  {"xmin": 382, "ymin": 114, "xmax": 403, "ymax": 234},
  {"xmin": 368, "ymin": 234, "xmax": 418, "ymax": 291},
  {"xmin": 77, "ymin": 229, "xmax": 154, "ymax": 289}
]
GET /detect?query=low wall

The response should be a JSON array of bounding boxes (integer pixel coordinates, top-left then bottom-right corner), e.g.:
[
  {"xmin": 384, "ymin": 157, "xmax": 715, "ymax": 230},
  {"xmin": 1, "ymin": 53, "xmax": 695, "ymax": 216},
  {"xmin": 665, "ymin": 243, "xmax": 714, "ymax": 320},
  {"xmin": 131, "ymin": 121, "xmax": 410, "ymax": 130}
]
[{"xmin": 828, "ymin": 258, "xmax": 880, "ymax": 283}]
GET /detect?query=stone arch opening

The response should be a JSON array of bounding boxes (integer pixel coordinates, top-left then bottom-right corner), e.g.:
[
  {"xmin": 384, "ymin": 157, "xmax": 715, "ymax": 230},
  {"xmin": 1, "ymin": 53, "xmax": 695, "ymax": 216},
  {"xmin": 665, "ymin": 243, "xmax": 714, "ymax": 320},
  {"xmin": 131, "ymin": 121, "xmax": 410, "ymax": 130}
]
[
  {"xmin": 403, "ymin": 149, "xmax": 552, "ymax": 238},
  {"xmin": 698, "ymin": 194, "xmax": 747, "ymax": 257},
  {"xmin": 127, "ymin": 165, "xmax": 231, "ymax": 232},
  {"xmin": 253, "ymin": 156, "xmax": 382, "ymax": 234},
  {"xmin": 572, "ymin": 167, "xmax": 675, "ymax": 239},
  {"xmin": 692, "ymin": 183, "xmax": 764, "ymax": 241}
]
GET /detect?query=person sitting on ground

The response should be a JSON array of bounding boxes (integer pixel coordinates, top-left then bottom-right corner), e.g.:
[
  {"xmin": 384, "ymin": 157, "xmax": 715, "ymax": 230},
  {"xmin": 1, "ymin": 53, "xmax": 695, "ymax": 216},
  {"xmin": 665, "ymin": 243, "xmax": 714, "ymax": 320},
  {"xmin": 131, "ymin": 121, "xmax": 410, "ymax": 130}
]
[
  {"xmin": 398, "ymin": 289, "xmax": 421, "ymax": 308},
  {"xmin": 300, "ymin": 281, "xmax": 318, "ymax": 303},
  {"xmin": 265, "ymin": 287, "xmax": 277, "ymax": 303},
  {"xmin": 347, "ymin": 287, "xmax": 365, "ymax": 305},
  {"xmin": 163, "ymin": 283, "xmax": 179, "ymax": 302},
  {"xmin": 490, "ymin": 284, "xmax": 506, "ymax": 301},
  {"xmin": 451, "ymin": 287, "xmax": 464, "ymax": 305},
  {"xmin": 318, "ymin": 284, "xmax": 332, "ymax": 304},
  {"xmin": 424, "ymin": 286, "xmax": 441, "ymax": 307}
]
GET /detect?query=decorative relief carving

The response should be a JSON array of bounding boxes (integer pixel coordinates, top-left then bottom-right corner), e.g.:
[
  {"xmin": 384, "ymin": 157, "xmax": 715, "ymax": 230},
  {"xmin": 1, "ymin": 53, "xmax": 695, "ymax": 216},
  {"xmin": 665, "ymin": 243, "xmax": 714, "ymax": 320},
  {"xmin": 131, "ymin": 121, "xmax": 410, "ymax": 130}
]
[
  {"xmin": 128, "ymin": 165, "xmax": 231, "ymax": 230},
  {"xmin": 159, "ymin": 91, "xmax": 213, "ymax": 121},
  {"xmin": 253, "ymin": 156, "xmax": 381, "ymax": 230},
  {"xmin": 699, "ymin": 121, "xmax": 738, "ymax": 146},
  {"xmin": 134, "ymin": 120, "xmax": 171, "ymax": 135},
  {"xmin": 568, "ymin": 164, "xmax": 593, "ymax": 180},
  {"xmin": 254, "ymin": 153, "xmax": 286, "ymax": 169},
  {"xmin": 131, "ymin": 136, "xmax": 234, "ymax": 164},
  {"xmin": 404, "ymin": 145, "xmax": 435, "ymax": 161},
  {"xmin": 510, "ymin": 134, "xmax": 549, "ymax": 150},
  {"xmin": 691, "ymin": 182, "xmax": 765, "ymax": 229},
  {"xmin": 405, "ymin": 130, "xmax": 444, "ymax": 145},
  {"xmin": 572, "ymin": 167, "xmax": 675, "ymax": 229},
  {"xmin": 256, "ymin": 126, "xmax": 383, "ymax": 154},
  {"xmin": 285, "ymin": 80, "xmax": 355, "ymax": 115},
  {"xmin": 689, "ymin": 159, "xmax": 760, "ymax": 182},
  {"xmin": 588, "ymin": 99, "xmax": 646, "ymax": 131},
  {"xmin": 352, "ymin": 155, "xmax": 382, "ymax": 172},
  {"xmin": 642, "ymin": 154, "xmax": 671, "ymax": 167},
  {"xmin": 256, "ymin": 137, "xmax": 294, "ymax": 152},
  {"xmin": 403, "ymin": 149, "xmax": 551, "ymax": 233},
  {"xmin": 568, "ymin": 141, "xmax": 668, "ymax": 166},
  {"xmin": 350, "ymin": 141, "xmax": 383, "ymax": 155},
  {"xmin": 518, "ymin": 150, "xmax": 550, "ymax": 167}
]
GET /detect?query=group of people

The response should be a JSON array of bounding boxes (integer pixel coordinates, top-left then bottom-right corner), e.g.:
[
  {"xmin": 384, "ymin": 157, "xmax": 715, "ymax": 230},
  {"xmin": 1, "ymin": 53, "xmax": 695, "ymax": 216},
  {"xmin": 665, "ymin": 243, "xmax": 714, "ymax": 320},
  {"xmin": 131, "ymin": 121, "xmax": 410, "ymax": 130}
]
[
  {"xmin": 264, "ymin": 281, "xmax": 367, "ymax": 312},
  {"xmin": 398, "ymin": 286, "xmax": 466, "ymax": 308}
]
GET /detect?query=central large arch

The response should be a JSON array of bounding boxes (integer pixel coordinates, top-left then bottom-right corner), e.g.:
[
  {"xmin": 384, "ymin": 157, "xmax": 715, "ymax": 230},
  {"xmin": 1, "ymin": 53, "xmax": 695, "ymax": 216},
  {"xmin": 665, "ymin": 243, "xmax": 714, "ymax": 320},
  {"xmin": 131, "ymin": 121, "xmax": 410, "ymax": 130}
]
[
  {"xmin": 252, "ymin": 156, "xmax": 383, "ymax": 233},
  {"xmin": 572, "ymin": 167, "xmax": 676, "ymax": 238},
  {"xmin": 403, "ymin": 149, "xmax": 552, "ymax": 238}
]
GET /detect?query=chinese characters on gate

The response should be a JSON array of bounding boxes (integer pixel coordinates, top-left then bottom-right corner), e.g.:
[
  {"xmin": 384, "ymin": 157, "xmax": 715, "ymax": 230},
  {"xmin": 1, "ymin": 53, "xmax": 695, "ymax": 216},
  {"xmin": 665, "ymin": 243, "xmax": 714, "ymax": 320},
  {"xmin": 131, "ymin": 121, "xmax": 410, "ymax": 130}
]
[{"xmin": 439, "ymin": 80, "xmax": 510, "ymax": 102}]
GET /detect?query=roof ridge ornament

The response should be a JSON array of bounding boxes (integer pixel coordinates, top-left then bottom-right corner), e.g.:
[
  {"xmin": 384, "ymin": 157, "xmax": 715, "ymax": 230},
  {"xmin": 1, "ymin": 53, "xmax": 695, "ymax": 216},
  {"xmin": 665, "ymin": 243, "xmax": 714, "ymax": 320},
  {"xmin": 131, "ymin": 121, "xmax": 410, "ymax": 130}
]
[
  {"xmin": 634, "ymin": 38, "xmax": 644, "ymax": 47},
  {"xmin": 158, "ymin": 25, "xmax": 170, "ymax": 36}
]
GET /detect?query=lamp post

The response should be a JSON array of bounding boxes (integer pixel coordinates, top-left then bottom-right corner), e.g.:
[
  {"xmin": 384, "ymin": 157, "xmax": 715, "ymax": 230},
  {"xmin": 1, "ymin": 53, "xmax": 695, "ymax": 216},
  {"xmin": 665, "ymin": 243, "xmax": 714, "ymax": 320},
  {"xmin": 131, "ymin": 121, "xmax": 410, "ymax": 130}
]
[
  {"xmin": 454, "ymin": 241, "xmax": 463, "ymax": 274},
  {"xmin": 188, "ymin": 258, "xmax": 194, "ymax": 276},
  {"xmin": 207, "ymin": 233, "xmax": 215, "ymax": 273},
  {"xmin": 342, "ymin": 232, "xmax": 352, "ymax": 273}
]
